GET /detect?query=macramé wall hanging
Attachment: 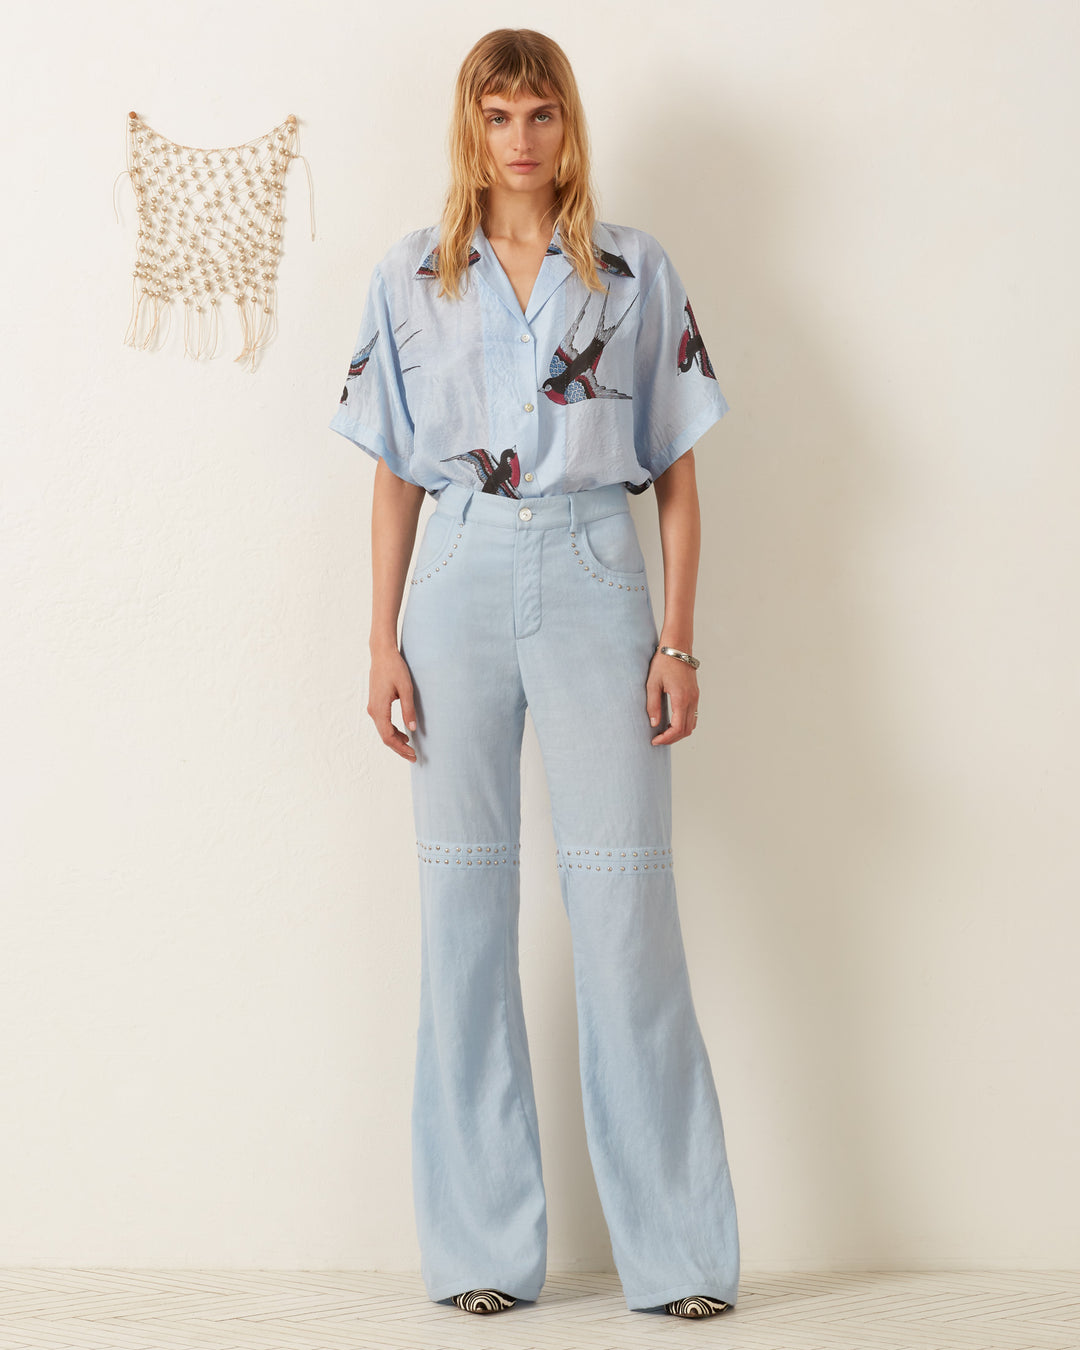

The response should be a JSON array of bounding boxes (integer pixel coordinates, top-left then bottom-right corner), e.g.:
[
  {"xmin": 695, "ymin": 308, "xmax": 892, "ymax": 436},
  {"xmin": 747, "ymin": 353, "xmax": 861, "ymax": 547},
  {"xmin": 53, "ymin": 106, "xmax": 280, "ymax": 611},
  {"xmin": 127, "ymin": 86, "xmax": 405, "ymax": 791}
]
[{"xmin": 115, "ymin": 112, "xmax": 315, "ymax": 372}]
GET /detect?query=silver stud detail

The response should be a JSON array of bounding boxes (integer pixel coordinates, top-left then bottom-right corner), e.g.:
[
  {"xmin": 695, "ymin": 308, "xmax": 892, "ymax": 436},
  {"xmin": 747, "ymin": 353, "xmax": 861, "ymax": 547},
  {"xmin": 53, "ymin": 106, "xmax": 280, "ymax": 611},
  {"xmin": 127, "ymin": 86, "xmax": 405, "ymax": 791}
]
[
  {"xmin": 416, "ymin": 839, "xmax": 519, "ymax": 866},
  {"xmin": 411, "ymin": 528, "xmax": 464, "ymax": 585},
  {"xmin": 554, "ymin": 845, "xmax": 672, "ymax": 871},
  {"xmin": 569, "ymin": 532, "xmax": 645, "ymax": 591}
]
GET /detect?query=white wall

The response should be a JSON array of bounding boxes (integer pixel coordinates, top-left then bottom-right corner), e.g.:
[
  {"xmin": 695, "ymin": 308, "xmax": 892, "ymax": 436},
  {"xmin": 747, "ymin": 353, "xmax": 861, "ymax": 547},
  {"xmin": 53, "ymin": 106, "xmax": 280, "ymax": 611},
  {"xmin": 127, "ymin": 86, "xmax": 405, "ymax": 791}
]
[{"xmin": 3, "ymin": 0, "xmax": 1078, "ymax": 1272}]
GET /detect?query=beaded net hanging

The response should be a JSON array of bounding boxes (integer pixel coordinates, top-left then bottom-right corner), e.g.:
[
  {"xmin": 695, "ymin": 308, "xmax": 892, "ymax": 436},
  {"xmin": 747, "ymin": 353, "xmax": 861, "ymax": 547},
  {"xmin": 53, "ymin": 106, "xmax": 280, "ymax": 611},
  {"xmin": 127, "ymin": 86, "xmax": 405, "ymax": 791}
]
[{"xmin": 118, "ymin": 111, "xmax": 314, "ymax": 372}]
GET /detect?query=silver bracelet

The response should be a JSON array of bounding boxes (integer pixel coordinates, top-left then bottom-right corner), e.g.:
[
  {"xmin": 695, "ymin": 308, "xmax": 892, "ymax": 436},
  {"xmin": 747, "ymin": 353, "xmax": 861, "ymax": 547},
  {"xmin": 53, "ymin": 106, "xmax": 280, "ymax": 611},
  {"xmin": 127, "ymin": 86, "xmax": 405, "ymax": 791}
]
[{"xmin": 656, "ymin": 644, "xmax": 700, "ymax": 670}]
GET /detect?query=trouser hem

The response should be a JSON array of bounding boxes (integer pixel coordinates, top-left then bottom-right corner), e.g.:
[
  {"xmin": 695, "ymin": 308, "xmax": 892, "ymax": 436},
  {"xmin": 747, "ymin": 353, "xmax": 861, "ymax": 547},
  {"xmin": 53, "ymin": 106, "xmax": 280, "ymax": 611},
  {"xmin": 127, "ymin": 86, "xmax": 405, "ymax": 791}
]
[
  {"xmin": 426, "ymin": 1276, "xmax": 543, "ymax": 1304},
  {"xmin": 625, "ymin": 1279, "xmax": 738, "ymax": 1311}
]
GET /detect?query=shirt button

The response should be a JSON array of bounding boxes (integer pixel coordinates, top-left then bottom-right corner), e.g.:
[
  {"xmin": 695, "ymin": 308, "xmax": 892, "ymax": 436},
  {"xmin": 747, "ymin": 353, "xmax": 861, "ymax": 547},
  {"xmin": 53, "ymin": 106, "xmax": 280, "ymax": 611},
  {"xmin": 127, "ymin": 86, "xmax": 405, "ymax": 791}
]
[
  {"xmin": 524, "ymin": 472, "xmax": 533, "ymax": 481},
  {"xmin": 520, "ymin": 334, "xmax": 531, "ymax": 342},
  {"xmin": 524, "ymin": 402, "xmax": 534, "ymax": 412},
  {"xmin": 518, "ymin": 506, "xmax": 532, "ymax": 521}
]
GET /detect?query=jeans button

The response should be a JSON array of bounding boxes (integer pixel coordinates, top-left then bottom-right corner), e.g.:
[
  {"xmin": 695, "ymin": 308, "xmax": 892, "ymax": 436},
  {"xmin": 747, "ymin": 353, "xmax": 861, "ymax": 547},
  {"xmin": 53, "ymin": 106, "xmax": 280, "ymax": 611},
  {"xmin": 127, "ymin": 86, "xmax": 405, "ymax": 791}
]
[{"xmin": 518, "ymin": 506, "xmax": 532, "ymax": 521}]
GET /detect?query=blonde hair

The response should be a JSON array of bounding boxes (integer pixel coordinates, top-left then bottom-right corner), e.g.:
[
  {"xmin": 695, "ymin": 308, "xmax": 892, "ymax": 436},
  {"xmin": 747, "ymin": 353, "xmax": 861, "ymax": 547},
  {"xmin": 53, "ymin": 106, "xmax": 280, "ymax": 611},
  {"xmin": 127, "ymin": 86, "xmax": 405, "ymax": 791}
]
[{"xmin": 436, "ymin": 29, "xmax": 606, "ymax": 300}]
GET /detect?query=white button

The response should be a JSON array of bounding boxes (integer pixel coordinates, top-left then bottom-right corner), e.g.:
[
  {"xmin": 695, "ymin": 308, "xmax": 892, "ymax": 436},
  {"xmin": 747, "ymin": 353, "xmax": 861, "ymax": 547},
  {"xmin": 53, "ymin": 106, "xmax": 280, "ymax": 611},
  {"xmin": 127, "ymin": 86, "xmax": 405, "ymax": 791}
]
[
  {"xmin": 524, "ymin": 472, "xmax": 533, "ymax": 481},
  {"xmin": 520, "ymin": 334, "xmax": 531, "ymax": 342},
  {"xmin": 518, "ymin": 506, "xmax": 532, "ymax": 521},
  {"xmin": 524, "ymin": 402, "xmax": 534, "ymax": 412}
]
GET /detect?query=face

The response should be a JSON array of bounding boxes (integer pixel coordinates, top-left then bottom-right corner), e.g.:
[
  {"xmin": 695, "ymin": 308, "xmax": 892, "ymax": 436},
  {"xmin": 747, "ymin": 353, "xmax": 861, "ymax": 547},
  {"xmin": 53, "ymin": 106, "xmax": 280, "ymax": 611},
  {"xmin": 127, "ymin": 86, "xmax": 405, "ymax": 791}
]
[{"xmin": 480, "ymin": 89, "xmax": 565, "ymax": 194}]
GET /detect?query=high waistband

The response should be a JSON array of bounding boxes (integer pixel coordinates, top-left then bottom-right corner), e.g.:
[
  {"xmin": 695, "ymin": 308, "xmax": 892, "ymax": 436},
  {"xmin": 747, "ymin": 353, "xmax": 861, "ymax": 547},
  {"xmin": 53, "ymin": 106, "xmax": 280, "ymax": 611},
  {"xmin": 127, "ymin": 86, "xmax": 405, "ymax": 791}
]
[{"xmin": 434, "ymin": 480, "xmax": 629, "ymax": 530}]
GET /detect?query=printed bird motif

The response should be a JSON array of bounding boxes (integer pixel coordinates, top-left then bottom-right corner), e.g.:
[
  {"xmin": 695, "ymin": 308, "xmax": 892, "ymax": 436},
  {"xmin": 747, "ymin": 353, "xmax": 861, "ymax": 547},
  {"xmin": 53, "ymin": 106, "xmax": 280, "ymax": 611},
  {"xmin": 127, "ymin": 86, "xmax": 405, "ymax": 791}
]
[
  {"xmin": 415, "ymin": 245, "xmax": 482, "ymax": 278},
  {"xmin": 394, "ymin": 316, "xmax": 421, "ymax": 374},
  {"xmin": 542, "ymin": 288, "xmax": 638, "ymax": 405},
  {"xmin": 341, "ymin": 329, "xmax": 378, "ymax": 401},
  {"xmin": 440, "ymin": 446, "xmax": 522, "ymax": 497},
  {"xmin": 677, "ymin": 297, "xmax": 717, "ymax": 379},
  {"xmin": 593, "ymin": 246, "xmax": 634, "ymax": 278},
  {"xmin": 544, "ymin": 239, "xmax": 635, "ymax": 277}
]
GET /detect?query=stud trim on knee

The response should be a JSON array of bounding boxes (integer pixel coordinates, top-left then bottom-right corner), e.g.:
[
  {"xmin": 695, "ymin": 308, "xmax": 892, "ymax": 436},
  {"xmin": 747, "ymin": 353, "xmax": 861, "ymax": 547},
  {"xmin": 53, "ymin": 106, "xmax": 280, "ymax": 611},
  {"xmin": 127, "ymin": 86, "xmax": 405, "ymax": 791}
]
[
  {"xmin": 554, "ymin": 845, "xmax": 673, "ymax": 871},
  {"xmin": 416, "ymin": 839, "xmax": 521, "ymax": 866}
]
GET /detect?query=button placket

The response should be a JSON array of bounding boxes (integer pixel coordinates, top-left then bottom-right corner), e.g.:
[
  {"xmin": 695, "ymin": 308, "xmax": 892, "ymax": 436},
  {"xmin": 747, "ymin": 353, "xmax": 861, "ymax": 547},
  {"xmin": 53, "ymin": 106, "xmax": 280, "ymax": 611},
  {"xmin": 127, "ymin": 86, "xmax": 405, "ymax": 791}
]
[{"xmin": 515, "ymin": 324, "xmax": 537, "ymax": 488}]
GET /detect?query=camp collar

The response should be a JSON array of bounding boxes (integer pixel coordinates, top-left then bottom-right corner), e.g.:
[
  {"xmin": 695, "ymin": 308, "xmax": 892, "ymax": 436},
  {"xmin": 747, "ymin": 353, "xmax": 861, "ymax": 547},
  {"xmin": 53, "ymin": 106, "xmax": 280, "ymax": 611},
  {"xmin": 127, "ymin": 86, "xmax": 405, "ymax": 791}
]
[{"xmin": 413, "ymin": 219, "xmax": 634, "ymax": 280}]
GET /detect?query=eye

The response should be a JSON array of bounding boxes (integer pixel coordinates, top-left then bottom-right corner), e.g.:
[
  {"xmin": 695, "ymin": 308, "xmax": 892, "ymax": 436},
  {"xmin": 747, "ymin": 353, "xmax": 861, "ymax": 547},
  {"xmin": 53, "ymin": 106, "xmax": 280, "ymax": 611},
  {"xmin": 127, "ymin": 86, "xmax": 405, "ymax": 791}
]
[{"xmin": 535, "ymin": 112, "xmax": 551, "ymax": 122}]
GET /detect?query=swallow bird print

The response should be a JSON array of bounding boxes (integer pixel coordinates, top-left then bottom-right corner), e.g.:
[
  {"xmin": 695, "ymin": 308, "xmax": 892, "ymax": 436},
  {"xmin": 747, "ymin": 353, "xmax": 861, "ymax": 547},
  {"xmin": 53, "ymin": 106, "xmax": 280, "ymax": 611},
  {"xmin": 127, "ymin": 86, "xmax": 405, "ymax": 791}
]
[
  {"xmin": 542, "ymin": 288, "xmax": 638, "ymax": 405},
  {"xmin": 394, "ymin": 316, "xmax": 421, "ymax": 374},
  {"xmin": 340, "ymin": 329, "xmax": 378, "ymax": 402},
  {"xmin": 440, "ymin": 446, "xmax": 523, "ymax": 497},
  {"xmin": 544, "ymin": 239, "xmax": 635, "ymax": 277},
  {"xmin": 415, "ymin": 245, "xmax": 482, "ymax": 278},
  {"xmin": 677, "ymin": 297, "xmax": 717, "ymax": 379},
  {"xmin": 593, "ymin": 246, "xmax": 634, "ymax": 278}
]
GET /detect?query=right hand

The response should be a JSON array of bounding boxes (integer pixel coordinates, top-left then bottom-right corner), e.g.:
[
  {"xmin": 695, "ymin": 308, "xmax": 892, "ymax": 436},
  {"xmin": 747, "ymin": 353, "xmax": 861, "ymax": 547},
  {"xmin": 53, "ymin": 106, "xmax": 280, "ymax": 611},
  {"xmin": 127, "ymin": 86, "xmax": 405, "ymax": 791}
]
[{"xmin": 368, "ymin": 647, "xmax": 418, "ymax": 761}]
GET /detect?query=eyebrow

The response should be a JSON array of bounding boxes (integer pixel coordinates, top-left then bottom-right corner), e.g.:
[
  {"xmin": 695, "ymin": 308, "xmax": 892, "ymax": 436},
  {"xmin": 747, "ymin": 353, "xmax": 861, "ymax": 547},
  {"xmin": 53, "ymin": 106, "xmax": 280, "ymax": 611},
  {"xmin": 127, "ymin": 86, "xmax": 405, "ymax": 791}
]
[{"xmin": 481, "ymin": 102, "xmax": 560, "ymax": 115}]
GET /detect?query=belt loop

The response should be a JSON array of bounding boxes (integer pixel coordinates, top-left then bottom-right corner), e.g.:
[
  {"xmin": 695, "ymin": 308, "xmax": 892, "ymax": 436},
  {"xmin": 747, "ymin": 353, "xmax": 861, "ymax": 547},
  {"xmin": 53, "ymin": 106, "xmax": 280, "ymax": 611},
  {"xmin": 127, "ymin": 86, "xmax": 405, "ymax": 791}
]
[
  {"xmin": 568, "ymin": 491, "xmax": 579, "ymax": 536},
  {"xmin": 458, "ymin": 489, "xmax": 472, "ymax": 526}
]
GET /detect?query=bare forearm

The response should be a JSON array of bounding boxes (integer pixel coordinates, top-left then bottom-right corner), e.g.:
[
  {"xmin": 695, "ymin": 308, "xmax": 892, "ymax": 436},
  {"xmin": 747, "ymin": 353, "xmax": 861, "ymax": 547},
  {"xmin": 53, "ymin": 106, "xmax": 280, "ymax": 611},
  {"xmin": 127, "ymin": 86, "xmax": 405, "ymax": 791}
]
[
  {"xmin": 653, "ymin": 449, "xmax": 700, "ymax": 652},
  {"xmin": 369, "ymin": 457, "xmax": 425, "ymax": 654}
]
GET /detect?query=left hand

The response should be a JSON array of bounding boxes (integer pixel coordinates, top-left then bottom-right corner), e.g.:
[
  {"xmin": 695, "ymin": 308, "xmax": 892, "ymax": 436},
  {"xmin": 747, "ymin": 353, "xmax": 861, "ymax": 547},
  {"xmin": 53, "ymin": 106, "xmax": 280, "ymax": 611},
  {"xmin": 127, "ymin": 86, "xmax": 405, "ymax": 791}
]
[{"xmin": 646, "ymin": 647, "xmax": 700, "ymax": 746}]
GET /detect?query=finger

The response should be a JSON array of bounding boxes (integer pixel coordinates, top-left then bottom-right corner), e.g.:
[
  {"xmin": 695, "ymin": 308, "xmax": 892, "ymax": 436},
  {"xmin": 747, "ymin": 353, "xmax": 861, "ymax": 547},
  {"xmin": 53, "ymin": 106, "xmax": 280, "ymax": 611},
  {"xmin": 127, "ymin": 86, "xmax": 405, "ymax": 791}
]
[
  {"xmin": 398, "ymin": 684, "xmax": 418, "ymax": 733},
  {"xmin": 372, "ymin": 708, "xmax": 416, "ymax": 760},
  {"xmin": 389, "ymin": 726, "xmax": 417, "ymax": 761},
  {"xmin": 667, "ymin": 700, "xmax": 689, "ymax": 741},
  {"xmin": 646, "ymin": 677, "xmax": 664, "ymax": 729}
]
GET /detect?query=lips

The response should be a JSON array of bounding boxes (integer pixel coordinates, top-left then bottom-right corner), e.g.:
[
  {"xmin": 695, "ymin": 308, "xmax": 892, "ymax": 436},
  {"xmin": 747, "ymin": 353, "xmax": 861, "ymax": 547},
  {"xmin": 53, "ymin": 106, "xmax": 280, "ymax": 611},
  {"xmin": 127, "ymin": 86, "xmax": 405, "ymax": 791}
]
[{"xmin": 510, "ymin": 161, "xmax": 538, "ymax": 167}]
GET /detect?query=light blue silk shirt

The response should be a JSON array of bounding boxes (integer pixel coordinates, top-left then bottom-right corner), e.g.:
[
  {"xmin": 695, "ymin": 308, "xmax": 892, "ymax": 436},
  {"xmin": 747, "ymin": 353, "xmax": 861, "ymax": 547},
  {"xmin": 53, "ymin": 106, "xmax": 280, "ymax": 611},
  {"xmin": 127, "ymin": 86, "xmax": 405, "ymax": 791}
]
[{"xmin": 329, "ymin": 218, "xmax": 729, "ymax": 498}]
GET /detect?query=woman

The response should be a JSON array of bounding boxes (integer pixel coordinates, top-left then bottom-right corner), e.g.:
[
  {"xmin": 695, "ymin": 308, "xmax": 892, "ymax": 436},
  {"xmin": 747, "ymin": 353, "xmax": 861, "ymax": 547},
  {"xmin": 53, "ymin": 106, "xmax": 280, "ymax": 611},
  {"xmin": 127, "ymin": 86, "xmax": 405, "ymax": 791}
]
[{"xmin": 329, "ymin": 28, "xmax": 739, "ymax": 1320}]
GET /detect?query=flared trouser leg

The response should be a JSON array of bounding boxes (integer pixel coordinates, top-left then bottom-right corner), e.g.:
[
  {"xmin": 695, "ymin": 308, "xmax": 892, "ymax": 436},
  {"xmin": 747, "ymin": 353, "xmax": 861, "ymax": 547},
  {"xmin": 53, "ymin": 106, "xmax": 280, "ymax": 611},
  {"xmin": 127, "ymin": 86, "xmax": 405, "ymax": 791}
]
[
  {"xmin": 398, "ymin": 481, "xmax": 739, "ymax": 1311},
  {"xmin": 400, "ymin": 494, "xmax": 546, "ymax": 1304},
  {"xmin": 516, "ymin": 491, "xmax": 739, "ymax": 1311}
]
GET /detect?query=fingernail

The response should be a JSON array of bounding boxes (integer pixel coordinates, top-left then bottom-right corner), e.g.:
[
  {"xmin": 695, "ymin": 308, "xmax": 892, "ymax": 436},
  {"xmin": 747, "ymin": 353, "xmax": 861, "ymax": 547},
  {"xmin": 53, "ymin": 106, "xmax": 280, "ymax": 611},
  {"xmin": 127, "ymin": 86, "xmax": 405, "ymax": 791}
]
[
  {"xmin": 408, "ymin": 721, "xmax": 416, "ymax": 730},
  {"xmin": 650, "ymin": 716, "xmax": 658, "ymax": 726}
]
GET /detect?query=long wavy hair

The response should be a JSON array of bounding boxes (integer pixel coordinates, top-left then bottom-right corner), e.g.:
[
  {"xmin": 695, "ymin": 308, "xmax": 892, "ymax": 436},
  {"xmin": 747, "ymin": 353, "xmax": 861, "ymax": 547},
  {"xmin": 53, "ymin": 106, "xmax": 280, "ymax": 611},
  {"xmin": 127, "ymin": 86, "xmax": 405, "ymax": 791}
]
[{"xmin": 436, "ymin": 29, "xmax": 606, "ymax": 301}]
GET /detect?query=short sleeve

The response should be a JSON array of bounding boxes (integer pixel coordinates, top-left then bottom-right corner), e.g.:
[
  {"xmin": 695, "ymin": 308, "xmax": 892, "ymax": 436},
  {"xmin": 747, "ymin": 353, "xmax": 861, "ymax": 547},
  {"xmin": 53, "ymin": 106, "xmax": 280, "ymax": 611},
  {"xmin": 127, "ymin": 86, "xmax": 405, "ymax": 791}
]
[
  {"xmin": 632, "ymin": 247, "xmax": 730, "ymax": 479},
  {"xmin": 328, "ymin": 265, "xmax": 419, "ymax": 485}
]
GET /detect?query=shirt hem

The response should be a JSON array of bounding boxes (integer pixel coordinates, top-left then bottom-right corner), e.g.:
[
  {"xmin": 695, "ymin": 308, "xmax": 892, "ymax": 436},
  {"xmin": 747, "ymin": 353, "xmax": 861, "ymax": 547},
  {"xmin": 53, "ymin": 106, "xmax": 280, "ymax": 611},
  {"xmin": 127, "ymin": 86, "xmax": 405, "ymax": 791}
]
[
  {"xmin": 643, "ymin": 396, "xmax": 730, "ymax": 479},
  {"xmin": 328, "ymin": 409, "xmax": 420, "ymax": 487}
]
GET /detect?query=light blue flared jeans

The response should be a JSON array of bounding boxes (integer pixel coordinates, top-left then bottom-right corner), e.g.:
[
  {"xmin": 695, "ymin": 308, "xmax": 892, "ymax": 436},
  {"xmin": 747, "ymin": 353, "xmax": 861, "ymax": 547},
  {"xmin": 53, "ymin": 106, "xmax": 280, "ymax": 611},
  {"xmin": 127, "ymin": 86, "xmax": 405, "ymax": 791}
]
[{"xmin": 398, "ymin": 479, "xmax": 739, "ymax": 1312}]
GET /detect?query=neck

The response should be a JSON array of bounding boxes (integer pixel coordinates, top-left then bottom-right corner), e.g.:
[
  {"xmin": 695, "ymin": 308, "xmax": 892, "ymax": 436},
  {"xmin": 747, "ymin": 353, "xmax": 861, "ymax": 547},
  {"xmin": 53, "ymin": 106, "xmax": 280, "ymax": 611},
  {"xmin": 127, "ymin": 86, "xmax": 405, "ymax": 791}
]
[{"xmin": 481, "ymin": 185, "xmax": 560, "ymax": 243}]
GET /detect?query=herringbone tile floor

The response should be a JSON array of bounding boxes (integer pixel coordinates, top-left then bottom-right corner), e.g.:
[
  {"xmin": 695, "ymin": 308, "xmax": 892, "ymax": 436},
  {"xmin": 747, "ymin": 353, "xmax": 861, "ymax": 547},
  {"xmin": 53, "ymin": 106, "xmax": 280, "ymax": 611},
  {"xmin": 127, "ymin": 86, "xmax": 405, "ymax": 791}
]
[{"xmin": 0, "ymin": 1268, "xmax": 1076, "ymax": 1349}]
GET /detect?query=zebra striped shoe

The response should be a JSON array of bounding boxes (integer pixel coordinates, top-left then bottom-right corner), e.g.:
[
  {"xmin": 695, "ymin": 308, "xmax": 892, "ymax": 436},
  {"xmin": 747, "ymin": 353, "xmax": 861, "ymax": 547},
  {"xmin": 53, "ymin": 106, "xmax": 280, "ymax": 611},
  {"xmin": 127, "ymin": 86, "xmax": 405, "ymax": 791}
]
[
  {"xmin": 451, "ymin": 1288, "xmax": 518, "ymax": 1314},
  {"xmin": 665, "ymin": 1295, "xmax": 730, "ymax": 1317}
]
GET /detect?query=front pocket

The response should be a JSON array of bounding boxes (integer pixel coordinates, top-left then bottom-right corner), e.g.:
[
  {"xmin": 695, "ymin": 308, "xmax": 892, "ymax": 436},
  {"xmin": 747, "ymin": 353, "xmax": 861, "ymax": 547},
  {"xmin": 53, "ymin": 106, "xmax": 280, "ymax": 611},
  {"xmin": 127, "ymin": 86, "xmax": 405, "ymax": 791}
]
[
  {"xmin": 573, "ymin": 510, "xmax": 648, "ymax": 585},
  {"xmin": 410, "ymin": 511, "xmax": 463, "ymax": 586}
]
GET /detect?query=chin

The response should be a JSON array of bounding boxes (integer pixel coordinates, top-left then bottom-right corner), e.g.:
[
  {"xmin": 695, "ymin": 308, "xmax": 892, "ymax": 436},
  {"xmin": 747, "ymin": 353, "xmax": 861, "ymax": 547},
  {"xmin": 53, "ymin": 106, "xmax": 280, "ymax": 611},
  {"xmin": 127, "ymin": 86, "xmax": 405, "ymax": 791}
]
[{"xmin": 504, "ymin": 173, "xmax": 554, "ymax": 192}]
